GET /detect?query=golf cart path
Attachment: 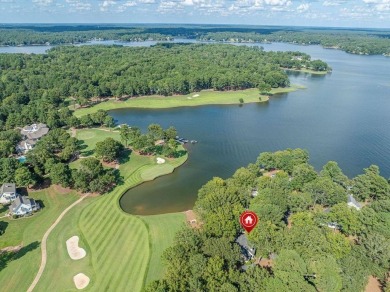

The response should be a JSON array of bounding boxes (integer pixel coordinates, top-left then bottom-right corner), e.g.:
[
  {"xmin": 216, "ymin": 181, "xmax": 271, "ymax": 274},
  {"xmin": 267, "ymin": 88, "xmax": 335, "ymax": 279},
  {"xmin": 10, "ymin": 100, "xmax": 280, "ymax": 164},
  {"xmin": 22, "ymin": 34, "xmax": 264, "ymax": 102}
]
[{"xmin": 27, "ymin": 194, "xmax": 89, "ymax": 292}]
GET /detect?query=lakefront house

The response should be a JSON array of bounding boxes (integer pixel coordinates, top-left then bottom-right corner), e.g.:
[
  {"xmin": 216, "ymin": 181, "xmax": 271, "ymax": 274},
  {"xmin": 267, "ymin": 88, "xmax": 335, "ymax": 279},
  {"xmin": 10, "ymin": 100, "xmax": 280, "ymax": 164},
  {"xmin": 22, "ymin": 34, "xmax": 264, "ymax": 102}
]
[
  {"xmin": 16, "ymin": 123, "xmax": 49, "ymax": 153},
  {"xmin": 0, "ymin": 183, "xmax": 17, "ymax": 205}
]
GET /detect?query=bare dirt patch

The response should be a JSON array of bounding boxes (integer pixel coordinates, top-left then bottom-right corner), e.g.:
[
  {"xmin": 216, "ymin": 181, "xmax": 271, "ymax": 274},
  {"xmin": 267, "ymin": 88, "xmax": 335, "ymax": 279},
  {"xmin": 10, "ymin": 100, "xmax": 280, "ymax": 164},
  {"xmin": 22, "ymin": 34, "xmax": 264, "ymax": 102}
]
[
  {"xmin": 101, "ymin": 160, "xmax": 119, "ymax": 169},
  {"xmin": 185, "ymin": 210, "xmax": 200, "ymax": 228},
  {"xmin": 0, "ymin": 245, "xmax": 22, "ymax": 253},
  {"xmin": 258, "ymin": 258, "xmax": 273, "ymax": 268},
  {"xmin": 365, "ymin": 276, "xmax": 382, "ymax": 292},
  {"xmin": 66, "ymin": 236, "xmax": 86, "ymax": 260},
  {"xmin": 53, "ymin": 184, "xmax": 73, "ymax": 195},
  {"xmin": 73, "ymin": 273, "xmax": 90, "ymax": 290}
]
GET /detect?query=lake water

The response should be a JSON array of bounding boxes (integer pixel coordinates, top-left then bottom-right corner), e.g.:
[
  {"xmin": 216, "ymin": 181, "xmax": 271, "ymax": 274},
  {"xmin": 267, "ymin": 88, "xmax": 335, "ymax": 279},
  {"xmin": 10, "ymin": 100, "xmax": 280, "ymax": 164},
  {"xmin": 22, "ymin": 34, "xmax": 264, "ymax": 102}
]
[
  {"xmin": 2, "ymin": 40, "xmax": 389, "ymax": 215},
  {"xmin": 111, "ymin": 43, "xmax": 390, "ymax": 215},
  {"xmin": 0, "ymin": 39, "xmax": 198, "ymax": 54}
]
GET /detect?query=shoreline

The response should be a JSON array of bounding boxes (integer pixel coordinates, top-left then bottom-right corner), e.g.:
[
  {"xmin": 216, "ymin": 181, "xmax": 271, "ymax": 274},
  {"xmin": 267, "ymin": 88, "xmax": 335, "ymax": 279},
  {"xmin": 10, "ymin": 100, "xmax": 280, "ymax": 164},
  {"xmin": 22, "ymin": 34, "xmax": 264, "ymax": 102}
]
[
  {"xmin": 116, "ymin": 146, "xmax": 189, "ymax": 216},
  {"xmin": 74, "ymin": 85, "xmax": 305, "ymax": 117}
]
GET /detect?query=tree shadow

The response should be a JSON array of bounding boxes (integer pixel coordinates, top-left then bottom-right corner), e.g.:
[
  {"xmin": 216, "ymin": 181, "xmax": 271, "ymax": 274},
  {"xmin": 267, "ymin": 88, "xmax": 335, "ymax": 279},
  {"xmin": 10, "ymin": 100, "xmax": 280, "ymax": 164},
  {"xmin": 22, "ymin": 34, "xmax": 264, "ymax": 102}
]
[
  {"xmin": 118, "ymin": 149, "xmax": 132, "ymax": 164},
  {"xmin": 0, "ymin": 221, "xmax": 8, "ymax": 235},
  {"xmin": 35, "ymin": 200, "xmax": 45, "ymax": 210},
  {"xmin": 0, "ymin": 241, "xmax": 40, "ymax": 272},
  {"xmin": 113, "ymin": 169, "xmax": 125, "ymax": 186},
  {"xmin": 0, "ymin": 205, "xmax": 8, "ymax": 214},
  {"xmin": 81, "ymin": 150, "xmax": 95, "ymax": 157}
]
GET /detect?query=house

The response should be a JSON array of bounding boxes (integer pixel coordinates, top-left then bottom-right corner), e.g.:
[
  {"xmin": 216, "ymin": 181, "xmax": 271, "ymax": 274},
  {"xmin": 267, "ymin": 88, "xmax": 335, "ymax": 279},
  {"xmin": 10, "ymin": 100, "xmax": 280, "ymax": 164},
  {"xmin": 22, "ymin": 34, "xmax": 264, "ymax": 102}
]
[
  {"xmin": 235, "ymin": 233, "xmax": 256, "ymax": 261},
  {"xmin": 17, "ymin": 123, "xmax": 49, "ymax": 153},
  {"xmin": 9, "ymin": 195, "xmax": 39, "ymax": 216},
  {"xmin": 347, "ymin": 195, "xmax": 361, "ymax": 210},
  {"xmin": 0, "ymin": 183, "xmax": 17, "ymax": 205},
  {"xmin": 263, "ymin": 169, "xmax": 280, "ymax": 178}
]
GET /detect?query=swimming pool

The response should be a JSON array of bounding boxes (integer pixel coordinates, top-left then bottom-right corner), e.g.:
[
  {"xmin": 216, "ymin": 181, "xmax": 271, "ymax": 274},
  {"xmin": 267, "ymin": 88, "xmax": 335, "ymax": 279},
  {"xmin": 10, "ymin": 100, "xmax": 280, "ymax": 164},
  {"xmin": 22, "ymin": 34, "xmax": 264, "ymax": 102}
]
[{"xmin": 17, "ymin": 156, "xmax": 26, "ymax": 163}]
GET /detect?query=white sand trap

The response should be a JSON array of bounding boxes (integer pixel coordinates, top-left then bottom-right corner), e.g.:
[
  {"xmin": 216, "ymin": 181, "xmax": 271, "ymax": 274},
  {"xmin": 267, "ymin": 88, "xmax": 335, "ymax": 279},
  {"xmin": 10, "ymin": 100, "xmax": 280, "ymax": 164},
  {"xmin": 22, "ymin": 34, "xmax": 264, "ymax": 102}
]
[
  {"xmin": 66, "ymin": 236, "xmax": 86, "ymax": 260},
  {"xmin": 73, "ymin": 273, "xmax": 90, "ymax": 290},
  {"xmin": 156, "ymin": 157, "xmax": 166, "ymax": 164},
  {"xmin": 187, "ymin": 97, "xmax": 192, "ymax": 99},
  {"xmin": 192, "ymin": 94, "xmax": 200, "ymax": 97}
]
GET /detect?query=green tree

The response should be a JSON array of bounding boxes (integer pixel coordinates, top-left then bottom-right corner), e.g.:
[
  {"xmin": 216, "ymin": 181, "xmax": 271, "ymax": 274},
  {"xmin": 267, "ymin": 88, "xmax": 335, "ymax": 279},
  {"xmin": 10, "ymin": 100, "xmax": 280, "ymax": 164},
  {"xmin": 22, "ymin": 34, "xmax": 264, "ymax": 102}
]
[
  {"xmin": 49, "ymin": 163, "xmax": 72, "ymax": 187},
  {"xmin": 15, "ymin": 167, "xmax": 35, "ymax": 187},
  {"xmin": 0, "ymin": 140, "xmax": 14, "ymax": 158},
  {"xmin": 273, "ymin": 249, "xmax": 315, "ymax": 292},
  {"xmin": 95, "ymin": 138, "xmax": 124, "ymax": 162},
  {"xmin": 320, "ymin": 161, "xmax": 349, "ymax": 187},
  {"xmin": 304, "ymin": 176, "xmax": 347, "ymax": 206},
  {"xmin": 119, "ymin": 125, "xmax": 131, "ymax": 147},
  {"xmin": 309, "ymin": 256, "xmax": 342, "ymax": 292},
  {"xmin": 164, "ymin": 126, "xmax": 178, "ymax": 140},
  {"xmin": 148, "ymin": 123, "xmax": 164, "ymax": 141},
  {"xmin": 353, "ymin": 165, "xmax": 390, "ymax": 201},
  {"xmin": 291, "ymin": 163, "xmax": 318, "ymax": 191}
]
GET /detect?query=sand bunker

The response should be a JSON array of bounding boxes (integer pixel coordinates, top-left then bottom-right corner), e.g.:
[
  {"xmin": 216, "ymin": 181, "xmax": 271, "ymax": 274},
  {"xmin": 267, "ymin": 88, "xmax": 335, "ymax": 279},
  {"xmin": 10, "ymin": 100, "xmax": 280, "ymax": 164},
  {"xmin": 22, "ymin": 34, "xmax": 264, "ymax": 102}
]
[
  {"xmin": 192, "ymin": 94, "xmax": 200, "ymax": 97},
  {"xmin": 73, "ymin": 273, "xmax": 90, "ymax": 290},
  {"xmin": 66, "ymin": 236, "xmax": 86, "ymax": 260},
  {"xmin": 157, "ymin": 157, "xmax": 166, "ymax": 164}
]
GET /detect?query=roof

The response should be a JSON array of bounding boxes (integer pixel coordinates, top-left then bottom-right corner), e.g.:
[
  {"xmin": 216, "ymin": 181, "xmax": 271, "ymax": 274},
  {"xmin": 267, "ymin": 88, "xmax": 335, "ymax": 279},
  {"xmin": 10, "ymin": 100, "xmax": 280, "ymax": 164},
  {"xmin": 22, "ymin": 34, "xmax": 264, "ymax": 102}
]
[
  {"xmin": 9, "ymin": 195, "xmax": 36, "ymax": 210},
  {"xmin": 1, "ymin": 183, "xmax": 16, "ymax": 194},
  {"xmin": 348, "ymin": 195, "xmax": 361, "ymax": 208},
  {"xmin": 236, "ymin": 233, "xmax": 256, "ymax": 259},
  {"xmin": 21, "ymin": 123, "xmax": 49, "ymax": 140}
]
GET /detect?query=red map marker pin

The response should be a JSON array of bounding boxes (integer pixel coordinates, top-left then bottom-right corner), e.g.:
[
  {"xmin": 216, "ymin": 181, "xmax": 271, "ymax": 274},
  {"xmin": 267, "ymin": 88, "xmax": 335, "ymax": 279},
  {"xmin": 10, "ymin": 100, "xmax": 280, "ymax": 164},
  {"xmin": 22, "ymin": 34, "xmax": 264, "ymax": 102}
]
[{"xmin": 240, "ymin": 211, "xmax": 258, "ymax": 233}]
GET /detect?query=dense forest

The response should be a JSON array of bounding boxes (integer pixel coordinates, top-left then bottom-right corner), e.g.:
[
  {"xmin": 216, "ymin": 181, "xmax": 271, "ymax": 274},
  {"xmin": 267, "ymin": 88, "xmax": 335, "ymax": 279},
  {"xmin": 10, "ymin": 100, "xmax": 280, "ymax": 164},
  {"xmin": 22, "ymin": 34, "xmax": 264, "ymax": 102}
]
[
  {"xmin": 1, "ymin": 25, "xmax": 390, "ymax": 55},
  {"xmin": 199, "ymin": 31, "xmax": 390, "ymax": 56},
  {"xmin": 148, "ymin": 149, "xmax": 390, "ymax": 292},
  {"xmin": 0, "ymin": 43, "xmax": 328, "ymax": 130},
  {"xmin": 0, "ymin": 28, "xmax": 173, "ymax": 46}
]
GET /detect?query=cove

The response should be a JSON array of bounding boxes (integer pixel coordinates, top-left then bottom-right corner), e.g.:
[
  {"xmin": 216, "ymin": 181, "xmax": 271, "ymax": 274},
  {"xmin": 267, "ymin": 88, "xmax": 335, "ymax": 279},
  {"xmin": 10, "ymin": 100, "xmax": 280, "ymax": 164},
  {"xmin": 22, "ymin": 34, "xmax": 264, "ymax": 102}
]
[{"xmin": 112, "ymin": 42, "xmax": 390, "ymax": 215}]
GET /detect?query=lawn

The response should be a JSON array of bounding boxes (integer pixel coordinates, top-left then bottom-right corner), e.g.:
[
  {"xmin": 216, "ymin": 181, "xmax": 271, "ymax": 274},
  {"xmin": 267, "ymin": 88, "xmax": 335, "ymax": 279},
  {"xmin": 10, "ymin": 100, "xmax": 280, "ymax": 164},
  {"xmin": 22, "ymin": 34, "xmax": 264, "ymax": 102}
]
[
  {"xmin": 35, "ymin": 151, "xmax": 188, "ymax": 291},
  {"xmin": 0, "ymin": 187, "xmax": 79, "ymax": 292},
  {"xmin": 142, "ymin": 213, "xmax": 186, "ymax": 285},
  {"xmin": 74, "ymin": 86, "xmax": 303, "ymax": 117},
  {"xmin": 1, "ymin": 128, "xmax": 188, "ymax": 292},
  {"xmin": 75, "ymin": 128, "xmax": 121, "ymax": 157}
]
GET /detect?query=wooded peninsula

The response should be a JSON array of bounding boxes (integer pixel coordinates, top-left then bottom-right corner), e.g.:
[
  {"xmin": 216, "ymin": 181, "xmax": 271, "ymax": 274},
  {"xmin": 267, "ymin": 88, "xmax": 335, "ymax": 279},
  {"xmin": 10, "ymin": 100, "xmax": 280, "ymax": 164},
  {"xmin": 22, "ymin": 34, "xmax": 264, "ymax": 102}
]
[
  {"xmin": 1, "ymin": 25, "xmax": 390, "ymax": 55},
  {"xmin": 0, "ymin": 43, "xmax": 329, "ymax": 130}
]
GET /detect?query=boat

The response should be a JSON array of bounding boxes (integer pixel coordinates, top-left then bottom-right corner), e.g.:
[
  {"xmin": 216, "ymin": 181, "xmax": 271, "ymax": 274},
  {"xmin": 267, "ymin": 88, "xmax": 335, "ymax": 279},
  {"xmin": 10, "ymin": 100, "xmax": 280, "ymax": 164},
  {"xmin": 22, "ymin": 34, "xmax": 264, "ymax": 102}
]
[{"xmin": 190, "ymin": 140, "xmax": 198, "ymax": 144}]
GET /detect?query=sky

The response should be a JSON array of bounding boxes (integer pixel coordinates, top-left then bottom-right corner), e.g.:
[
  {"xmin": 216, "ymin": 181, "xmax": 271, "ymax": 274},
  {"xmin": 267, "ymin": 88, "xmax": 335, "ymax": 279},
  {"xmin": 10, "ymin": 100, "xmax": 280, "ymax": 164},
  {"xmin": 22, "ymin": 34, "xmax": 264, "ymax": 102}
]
[{"xmin": 0, "ymin": 0, "xmax": 389, "ymax": 28}]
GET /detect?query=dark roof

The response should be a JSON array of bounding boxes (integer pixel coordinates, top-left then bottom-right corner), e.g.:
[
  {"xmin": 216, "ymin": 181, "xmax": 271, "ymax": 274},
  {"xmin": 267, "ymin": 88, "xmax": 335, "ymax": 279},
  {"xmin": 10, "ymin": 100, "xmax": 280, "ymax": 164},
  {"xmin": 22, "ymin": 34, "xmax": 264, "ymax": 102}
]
[
  {"xmin": 235, "ymin": 233, "xmax": 256, "ymax": 259},
  {"xmin": 9, "ymin": 195, "xmax": 35, "ymax": 210},
  {"xmin": 1, "ymin": 183, "xmax": 16, "ymax": 194}
]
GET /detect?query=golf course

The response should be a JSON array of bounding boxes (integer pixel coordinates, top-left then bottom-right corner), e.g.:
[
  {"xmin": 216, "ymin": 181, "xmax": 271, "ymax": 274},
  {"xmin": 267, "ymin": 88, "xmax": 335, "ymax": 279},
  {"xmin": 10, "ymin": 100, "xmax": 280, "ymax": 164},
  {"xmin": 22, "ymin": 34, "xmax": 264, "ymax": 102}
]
[
  {"xmin": 74, "ymin": 86, "xmax": 303, "ymax": 117},
  {"xmin": 0, "ymin": 128, "xmax": 188, "ymax": 291}
]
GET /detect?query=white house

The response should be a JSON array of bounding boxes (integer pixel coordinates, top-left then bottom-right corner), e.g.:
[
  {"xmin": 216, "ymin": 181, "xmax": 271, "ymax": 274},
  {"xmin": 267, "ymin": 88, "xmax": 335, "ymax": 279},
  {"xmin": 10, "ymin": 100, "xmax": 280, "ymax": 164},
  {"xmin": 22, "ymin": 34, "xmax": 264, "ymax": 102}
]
[
  {"xmin": 0, "ymin": 183, "xmax": 17, "ymax": 205},
  {"xmin": 9, "ymin": 195, "xmax": 39, "ymax": 216},
  {"xmin": 16, "ymin": 123, "xmax": 49, "ymax": 153},
  {"xmin": 347, "ymin": 195, "xmax": 361, "ymax": 210}
]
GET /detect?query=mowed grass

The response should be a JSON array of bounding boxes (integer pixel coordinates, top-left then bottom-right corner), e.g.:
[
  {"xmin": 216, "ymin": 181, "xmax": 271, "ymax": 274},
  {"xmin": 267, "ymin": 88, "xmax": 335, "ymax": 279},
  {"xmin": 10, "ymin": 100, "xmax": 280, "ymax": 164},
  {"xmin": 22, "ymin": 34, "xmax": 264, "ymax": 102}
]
[
  {"xmin": 75, "ymin": 128, "xmax": 121, "ymax": 156},
  {"xmin": 142, "ymin": 213, "xmax": 186, "ymax": 285},
  {"xmin": 0, "ymin": 187, "xmax": 79, "ymax": 292},
  {"xmin": 74, "ymin": 86, "xmax": 303, "ymax": 117},
  {"xmin": 28, "ymin": 129, "xmax": 188, "ymax": 291}
]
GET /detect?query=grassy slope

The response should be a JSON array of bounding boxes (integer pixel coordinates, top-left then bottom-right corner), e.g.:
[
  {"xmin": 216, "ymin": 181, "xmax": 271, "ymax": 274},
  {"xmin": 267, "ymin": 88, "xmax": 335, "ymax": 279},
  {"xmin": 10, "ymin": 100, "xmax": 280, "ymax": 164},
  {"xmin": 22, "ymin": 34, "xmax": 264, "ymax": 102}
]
[
  {"xmin": 0, "ymin": 188, "xmax": 79, "ymax": 292},
  {"xmin": 142, "ymin": 213, "xmax": 186, "ymax": 285},
  {"xmin": 74, "ymin": 86, "xmax": 303, "ymax": 117},
  {"xmin": 29, "ymin": 128, "xmax": 188, "ymax": 291}
]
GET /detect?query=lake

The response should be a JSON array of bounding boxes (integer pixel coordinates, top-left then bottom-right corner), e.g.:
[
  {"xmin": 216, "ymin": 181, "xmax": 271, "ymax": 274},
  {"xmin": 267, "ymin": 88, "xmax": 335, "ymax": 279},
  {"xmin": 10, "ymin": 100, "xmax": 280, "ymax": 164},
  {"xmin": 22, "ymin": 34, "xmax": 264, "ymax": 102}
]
[
  {"xmin": 3, "ymin": 40, "xmax": 389, "ymax": 215},
  {"xmin": 111, "ymin": 42, "xmax": 390, "ymax": 215}
]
